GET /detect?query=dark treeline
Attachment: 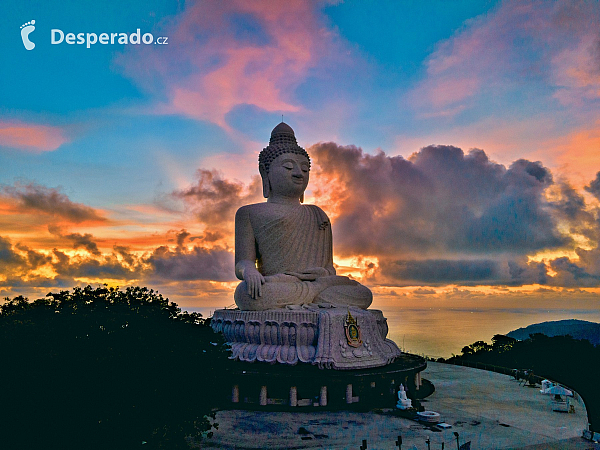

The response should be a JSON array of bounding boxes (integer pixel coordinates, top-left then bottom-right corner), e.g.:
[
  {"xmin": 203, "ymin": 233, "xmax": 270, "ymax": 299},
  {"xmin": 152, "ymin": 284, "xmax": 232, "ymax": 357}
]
[
  {"xmin": 0, "ymin": 285, "xmax": 229, "ymax": 450},
  {"xmin": 445, "ymin": 333, "xmax": 600, "ymax": 432}
]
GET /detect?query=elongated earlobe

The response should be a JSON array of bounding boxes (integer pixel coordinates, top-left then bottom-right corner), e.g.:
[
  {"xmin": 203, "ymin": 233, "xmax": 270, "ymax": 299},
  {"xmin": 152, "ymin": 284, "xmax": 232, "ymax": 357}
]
[
  {"xmin": 263, "ymin": 179, "xmax": 271, "ymax": 198},
  {"xmin": 259, "ymin": 164, "xmax": 270, "ymax": 198}
]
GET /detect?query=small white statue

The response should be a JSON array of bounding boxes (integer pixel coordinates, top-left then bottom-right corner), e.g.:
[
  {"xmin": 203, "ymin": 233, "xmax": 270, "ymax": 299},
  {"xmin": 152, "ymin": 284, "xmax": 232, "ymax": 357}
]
[{"xmin": 396, "ymin": 384, "xmax": 412, "ymax": 410}]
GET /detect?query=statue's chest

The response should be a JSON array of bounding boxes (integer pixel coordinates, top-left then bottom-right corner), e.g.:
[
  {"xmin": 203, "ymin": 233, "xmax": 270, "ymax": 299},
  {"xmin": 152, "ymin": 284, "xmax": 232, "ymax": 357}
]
[
  {"xmin": 250, "ymin": 206, "xmax": 320, "ymax": 248},
  {"xmin": 250, "ymin": 206, "xmax": 310, "ymax": 233},
  {"xmin": 250, "ymin": 208, "xmax": 288, "ymax": 228}
]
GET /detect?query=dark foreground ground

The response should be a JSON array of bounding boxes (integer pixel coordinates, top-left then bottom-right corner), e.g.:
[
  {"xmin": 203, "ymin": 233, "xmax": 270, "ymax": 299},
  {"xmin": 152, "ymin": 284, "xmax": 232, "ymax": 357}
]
[{"xmin": 198, "ymin": 362, "xmax": 595, "ymax": 449}]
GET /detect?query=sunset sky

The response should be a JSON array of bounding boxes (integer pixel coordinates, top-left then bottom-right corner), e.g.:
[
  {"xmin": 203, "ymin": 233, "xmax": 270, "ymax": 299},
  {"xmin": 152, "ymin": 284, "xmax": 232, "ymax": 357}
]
[{"xmin": 2, "ymin": 0, "xmax": 600, "ymax": 312}]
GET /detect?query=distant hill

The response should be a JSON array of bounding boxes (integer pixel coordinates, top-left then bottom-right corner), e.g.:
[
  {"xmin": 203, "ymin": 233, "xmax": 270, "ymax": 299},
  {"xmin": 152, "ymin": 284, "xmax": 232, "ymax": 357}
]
[{"xmin": 507, "ymin": 319, "xmax": 600, "ymax": 345}]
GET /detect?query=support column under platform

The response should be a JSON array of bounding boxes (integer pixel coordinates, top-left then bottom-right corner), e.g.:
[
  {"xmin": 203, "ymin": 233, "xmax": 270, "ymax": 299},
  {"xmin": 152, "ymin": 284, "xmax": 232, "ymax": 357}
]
[{"xmin": 219, "ymin": 354, "xmax": 427, "ymax": 410}]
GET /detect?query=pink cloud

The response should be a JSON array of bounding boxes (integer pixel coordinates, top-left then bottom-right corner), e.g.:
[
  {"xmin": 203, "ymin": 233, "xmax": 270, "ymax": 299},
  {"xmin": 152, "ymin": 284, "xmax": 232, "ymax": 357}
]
[
  {"xmin": 551, "ymin": 34, "xmax": 600, "ymax": 107},
  {"xmin": 0, "ymin": 121, "xmax": 68, "ymax": 152},
  {"xmin": 409, "ymin": 0, "xmax": 600, "ymax": 117},
  {"xmin": 116, "ymin": 0, "xmax": 339, "ymax": 130}
]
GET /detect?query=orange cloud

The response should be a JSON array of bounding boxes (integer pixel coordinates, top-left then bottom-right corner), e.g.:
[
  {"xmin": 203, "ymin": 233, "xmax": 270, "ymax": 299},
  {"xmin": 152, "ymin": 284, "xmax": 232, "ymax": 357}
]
[
  {"xmin": 0, "ymin": 121, "xmax": 68, "ymax": 152},
  {"xmin": 536, "ymin": 122, "xmax": 600, "ymax": 187}
]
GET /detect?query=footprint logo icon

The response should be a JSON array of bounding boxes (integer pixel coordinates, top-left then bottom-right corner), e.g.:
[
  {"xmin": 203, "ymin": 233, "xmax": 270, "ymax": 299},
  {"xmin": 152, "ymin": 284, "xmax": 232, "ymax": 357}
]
[{"xmin": 20, "ymin": 20, "xmax": 36, "ymax": 50}]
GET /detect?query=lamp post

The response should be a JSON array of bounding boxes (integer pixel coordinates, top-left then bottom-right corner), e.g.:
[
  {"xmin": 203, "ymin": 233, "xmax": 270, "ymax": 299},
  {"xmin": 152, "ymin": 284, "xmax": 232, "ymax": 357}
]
[{"xmin": 395, "ymin": 435, "xmax": 402, "ymax": 449}]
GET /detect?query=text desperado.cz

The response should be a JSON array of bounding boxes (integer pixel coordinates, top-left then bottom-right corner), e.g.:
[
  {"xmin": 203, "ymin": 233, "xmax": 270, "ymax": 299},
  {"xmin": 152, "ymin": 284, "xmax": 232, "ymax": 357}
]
[{"xmin": 51, "ymin": 29, "xmax": 168, "ymax": 48}]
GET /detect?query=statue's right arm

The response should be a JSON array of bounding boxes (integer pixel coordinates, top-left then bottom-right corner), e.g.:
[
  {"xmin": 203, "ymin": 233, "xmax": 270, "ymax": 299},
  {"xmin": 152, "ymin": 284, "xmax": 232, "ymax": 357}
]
[{"xmin": 235, "ymin": 206, "xmax": 265, "ymax": 299}]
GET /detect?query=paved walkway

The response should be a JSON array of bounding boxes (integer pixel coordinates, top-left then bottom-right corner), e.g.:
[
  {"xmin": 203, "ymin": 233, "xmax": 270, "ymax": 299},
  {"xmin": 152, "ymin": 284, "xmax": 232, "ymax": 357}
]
[{"xmin": 199, "ymin": 362, "xmax": 595, "ymax": 449}]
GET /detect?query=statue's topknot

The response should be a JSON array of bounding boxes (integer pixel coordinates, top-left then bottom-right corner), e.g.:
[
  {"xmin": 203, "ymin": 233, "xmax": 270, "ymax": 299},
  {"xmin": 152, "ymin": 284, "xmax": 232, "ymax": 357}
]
[{"xmin": 259, "ymin": 122, "xmax": 310, "ymax": 174}]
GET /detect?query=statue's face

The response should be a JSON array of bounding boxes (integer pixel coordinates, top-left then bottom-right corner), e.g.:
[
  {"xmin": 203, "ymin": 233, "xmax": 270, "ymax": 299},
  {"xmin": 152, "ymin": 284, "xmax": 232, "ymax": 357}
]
[{"xmin": 267, "ymin": 153, "xmax": 310, "ymax": 199}]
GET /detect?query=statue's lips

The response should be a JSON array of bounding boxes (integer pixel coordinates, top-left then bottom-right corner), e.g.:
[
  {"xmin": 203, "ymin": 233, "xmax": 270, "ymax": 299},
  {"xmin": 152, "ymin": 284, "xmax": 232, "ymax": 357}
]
[{"xmin": 292, "ymin": 177, "xmax": 305, "ymax": 184}]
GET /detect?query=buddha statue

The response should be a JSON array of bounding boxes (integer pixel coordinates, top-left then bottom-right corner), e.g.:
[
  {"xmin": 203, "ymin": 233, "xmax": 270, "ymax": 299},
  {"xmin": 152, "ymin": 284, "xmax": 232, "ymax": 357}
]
[{"xmin": 234, "ymin": 122, "xmax": 373, "ymax": 311}]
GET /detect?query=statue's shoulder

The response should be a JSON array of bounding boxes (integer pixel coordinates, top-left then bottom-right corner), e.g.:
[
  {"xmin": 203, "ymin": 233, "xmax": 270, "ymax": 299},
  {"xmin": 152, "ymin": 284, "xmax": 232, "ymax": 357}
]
[
  {"xmin": 235, "ymin": 202, "xmax": 272, "ymax": 222},
  {"xmin": 303, "ymin": 204, "xmax": 330, "ymax": 220},
  {"xmin": 236, "ymin": 202, "xmax": 265, "ymax": 213}
]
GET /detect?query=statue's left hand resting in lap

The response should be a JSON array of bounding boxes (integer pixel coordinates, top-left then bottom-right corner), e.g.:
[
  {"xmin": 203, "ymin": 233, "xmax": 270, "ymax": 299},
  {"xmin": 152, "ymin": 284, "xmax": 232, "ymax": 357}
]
[{"xmin": 234, "ymin": 123, "xmax": 372, "ymax": 311}]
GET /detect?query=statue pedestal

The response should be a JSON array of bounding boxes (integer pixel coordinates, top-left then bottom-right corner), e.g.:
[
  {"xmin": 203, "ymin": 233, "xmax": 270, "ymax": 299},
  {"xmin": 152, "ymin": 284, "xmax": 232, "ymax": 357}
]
[
  {"xmin": 211, "ymin": 307, "xmax": 401, "ymax": 370},
  {"xmin": 211, "ymin": 307, "xmax": 428, "ymax": 409}
]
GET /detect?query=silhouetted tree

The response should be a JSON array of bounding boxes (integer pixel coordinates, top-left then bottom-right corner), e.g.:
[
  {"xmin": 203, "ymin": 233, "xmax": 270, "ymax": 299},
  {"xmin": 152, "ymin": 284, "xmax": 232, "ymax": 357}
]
[
  {"xmin": 0, "ymin": 285, "xmax": 229, "ymax": 450},
  {"xmin": 461, "ymin": 345, "xmax": 474, "ymax": 356},
  {"xmin": 460, "ymin": 340, "xmax": 492, "ymax": 355},
  {"xmin": 491, "ymin": 334, "xmax": 516, "ymax": 352}
]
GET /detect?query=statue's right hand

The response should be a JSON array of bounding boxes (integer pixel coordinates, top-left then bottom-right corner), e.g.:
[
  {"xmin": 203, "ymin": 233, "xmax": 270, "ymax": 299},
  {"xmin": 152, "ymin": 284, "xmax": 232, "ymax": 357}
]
[{"xmin": 244, "ymin": 268, "xmax": 265, "ymax": 299}]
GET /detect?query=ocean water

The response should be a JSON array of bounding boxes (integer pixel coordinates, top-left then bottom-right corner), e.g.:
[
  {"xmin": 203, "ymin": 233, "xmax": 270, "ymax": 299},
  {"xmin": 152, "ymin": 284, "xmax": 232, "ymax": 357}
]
[
  {"xmin": 184, "ymin": 305, "xmax": 600, "ymax": 358},
  {"xmin": 382, "ymin": 306, "xmax": 600, "ymax": 358}
]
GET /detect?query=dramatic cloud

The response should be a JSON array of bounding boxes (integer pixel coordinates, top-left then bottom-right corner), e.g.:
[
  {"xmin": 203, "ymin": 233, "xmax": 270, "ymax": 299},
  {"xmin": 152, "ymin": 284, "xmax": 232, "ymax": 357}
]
[
  {"xmin": 0, "ymin": 121, "xmax": 68, "ymax": 152},
  {"xmin": 48, "ymin": 226, "xmax": 102, "ymax": 256},
  {"xmin": 50, "ymin": 249, "xmax": 142, "ymax": 280},
  {"xmin": 312, "ymin": 142, "xmax": 566, "ymax": 258},
  {"xmin": 2, "ymin": 141, "xmax": 600, "ymax": 297},
  {"xmin": 0, "ymin": 237, "xmax": 62, "ymax": 287},
  {"xmin": 507, "ymin": 258, "xmax": 549, "ymax": 286},
  {"xmin": 147, "ymin": 246, "xmax": 234, "ymax": 282},
  {"xmin": 548, "ymin": 257, "xmax": 600, "ymax": 287},
  {"xmin": 585, "ymin": 172, "xmax": 600, "ymax": 201},
  {"xmin": 311, "ymin": 142, "xmax": 600, "ymax": 286},
  {"xmin": 1, "ymin": 182, "xmax": 105, "ymax": 223},
  {"xmin": 116, "ymin": 1, "xmax": 343, "ymax": 129},
  {"xmin": 380, "ymin": 259, "xmax": 499, "ymax": 285},
  {"xmin": 0, "ymin": 236, "xmax": 27, "ymax": 268},
  {"xmin": 15, "ymin": 243, "xmax": 53, "ymax": 270},
  {"xmin": 146, "ymin": 229, "xmax": 235, "ymax": 282},
  {"xmin": 174, "ymin": 169, "xmax": 262, "ymax": 235},
  {"xmin": 548, "ymin": 180, "xmax": 598, "ymax": 245},
  {"xmin": 0, "ymin": 229, "xmax": 234, "ymax": 292}
]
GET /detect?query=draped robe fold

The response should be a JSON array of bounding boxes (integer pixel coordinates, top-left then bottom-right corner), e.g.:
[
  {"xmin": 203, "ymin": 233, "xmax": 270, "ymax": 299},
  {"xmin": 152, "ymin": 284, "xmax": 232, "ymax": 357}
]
[{"xmin": 255, "ymin": 205, "xmax": 332, "ymax": 276}]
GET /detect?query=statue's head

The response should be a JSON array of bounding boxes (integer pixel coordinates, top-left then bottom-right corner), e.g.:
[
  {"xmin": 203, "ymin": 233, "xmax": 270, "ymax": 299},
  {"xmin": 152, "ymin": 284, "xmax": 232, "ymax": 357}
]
[{"xmin": 259, "ymin": 123, "xmax": 311, "ymax": 201}]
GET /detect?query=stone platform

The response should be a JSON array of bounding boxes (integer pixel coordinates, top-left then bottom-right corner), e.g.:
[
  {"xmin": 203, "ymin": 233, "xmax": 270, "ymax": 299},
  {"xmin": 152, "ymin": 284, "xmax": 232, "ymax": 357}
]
[
  {"xmin": 211, "ymin": 307, "xmax": 426, "ymax": 409},
  {"xmin": 211, "ymin": 307, "xmax": 401, "ymax": 370}
]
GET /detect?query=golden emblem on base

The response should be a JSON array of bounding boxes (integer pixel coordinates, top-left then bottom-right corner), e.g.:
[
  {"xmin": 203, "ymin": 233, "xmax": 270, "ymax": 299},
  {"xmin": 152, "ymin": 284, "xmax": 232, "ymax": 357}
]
[{"xmin": 345, "ymin": 309, "xmax": 363, "ymax": 348}]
